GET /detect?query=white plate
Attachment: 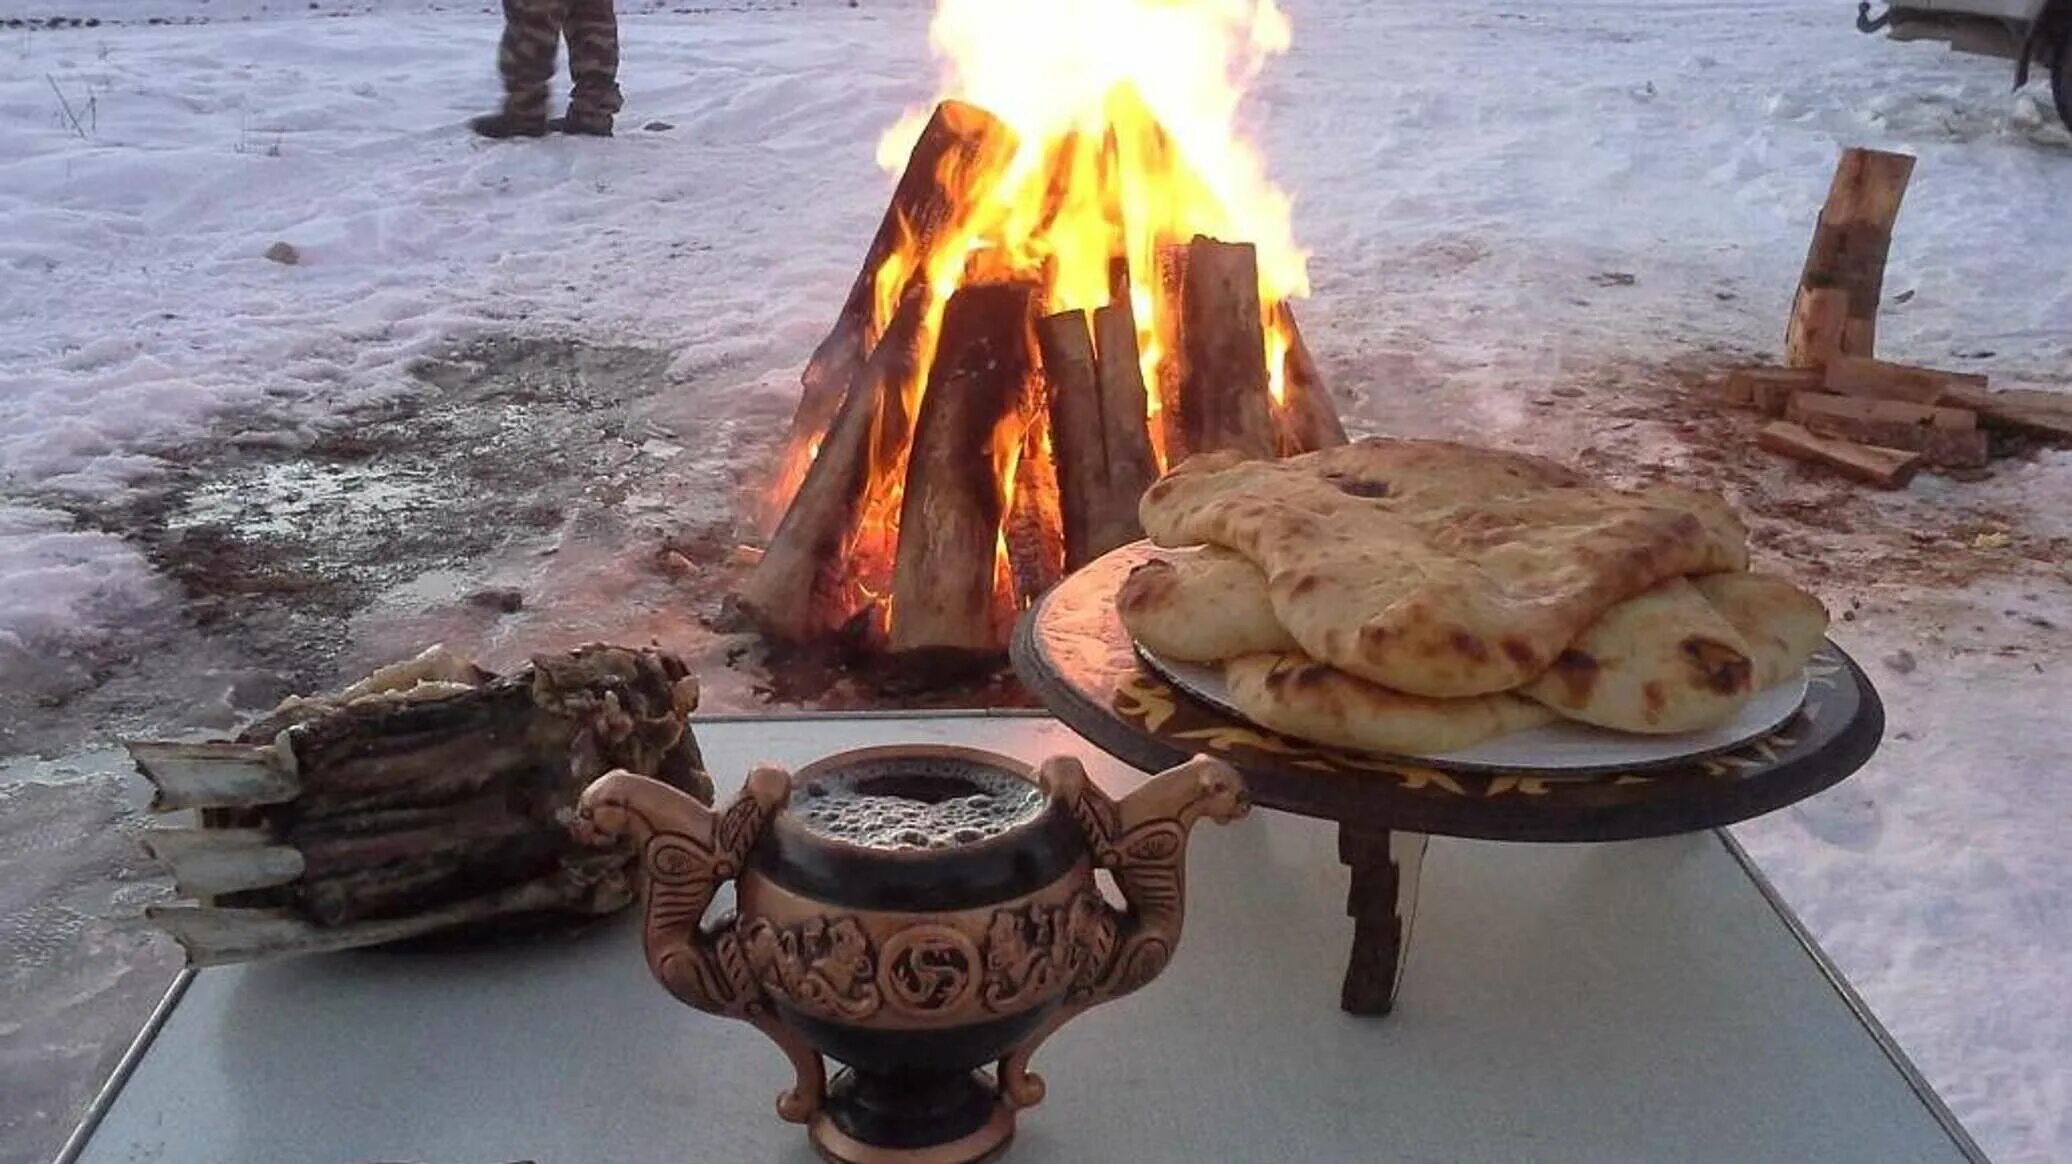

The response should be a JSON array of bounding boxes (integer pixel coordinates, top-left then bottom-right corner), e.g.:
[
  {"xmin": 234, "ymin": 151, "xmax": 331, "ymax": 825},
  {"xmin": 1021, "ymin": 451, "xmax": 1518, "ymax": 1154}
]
[{"xmin": 1135, "ymin": 644, "xmax": 1811, "ymax": 774}]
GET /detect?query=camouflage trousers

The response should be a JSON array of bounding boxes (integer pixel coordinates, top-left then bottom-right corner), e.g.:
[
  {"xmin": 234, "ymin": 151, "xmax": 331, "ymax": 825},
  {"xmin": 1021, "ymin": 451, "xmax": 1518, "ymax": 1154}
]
[{"xmin": 497, "ymin": 0, "xmax": 622, "ymax": 121}]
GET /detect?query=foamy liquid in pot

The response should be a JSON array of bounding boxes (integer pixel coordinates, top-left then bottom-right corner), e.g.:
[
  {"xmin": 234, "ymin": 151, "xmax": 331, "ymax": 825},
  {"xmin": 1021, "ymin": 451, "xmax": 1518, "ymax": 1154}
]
[{"xmin": 792, "ymin": 759, "xmax": 1046, "ymax": 852}]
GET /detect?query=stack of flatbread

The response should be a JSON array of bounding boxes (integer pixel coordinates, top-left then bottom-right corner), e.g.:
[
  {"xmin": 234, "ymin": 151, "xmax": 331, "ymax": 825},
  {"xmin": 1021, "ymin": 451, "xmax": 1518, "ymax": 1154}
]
[{"xmin": 1116, "ymin": 440, "xmax": 1829, "ymax": 756}]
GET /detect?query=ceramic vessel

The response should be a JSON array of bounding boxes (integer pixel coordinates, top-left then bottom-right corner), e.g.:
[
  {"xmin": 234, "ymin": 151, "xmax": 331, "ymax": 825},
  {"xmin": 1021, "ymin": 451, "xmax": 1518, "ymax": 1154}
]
[{"xmin": 575, "ymin": 744, "xmax": 1246, "ymax": 1164}]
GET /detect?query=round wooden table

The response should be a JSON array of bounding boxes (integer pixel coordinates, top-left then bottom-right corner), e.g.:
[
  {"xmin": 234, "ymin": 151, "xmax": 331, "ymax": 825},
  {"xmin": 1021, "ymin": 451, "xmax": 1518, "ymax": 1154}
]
[{"xmin": 1011, "ymin": 543, "xmax": 1886, "ymax": 1015}]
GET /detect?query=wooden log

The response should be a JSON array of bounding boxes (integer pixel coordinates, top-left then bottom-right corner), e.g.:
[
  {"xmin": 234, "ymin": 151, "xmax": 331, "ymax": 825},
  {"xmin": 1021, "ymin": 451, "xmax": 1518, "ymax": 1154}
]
[
  {"xmin": 1759, "ymin": 421, "xmax": 1921, "ymax": 488},
  {"xmin": 741, "ymin": 290, "xmax": 929, "ymax": 644},
  {"xmin": 1786, "ymin": 397, "xmax": 1989, "ymax": 468},
  {"xmin": 1152, "ymin": 244, "xmax": 1193, "ymax": 464},
  {"xmin": 1783, "ymin": 287, "xmax": 1849, "ymax": 370},
  {"xmin": 1004, "ymin": 401, "xmax": 1065, "ymax": 614},
  {"xmin": 141, "ymin": 828, "xmax": 305, "ymax": 897},
  {"xmin": 1040, "ymin": 306, "xmax": 1153, "ymax": 568},
  {"xmin": 1786, "ymin": 391, "xmax": 1977, "ymax": 430},
  {"xmin": 1823, "ymin": 354, "xmax": 1988, "ymax": 406},
  {"xmin": 1790, "ymin": 147, "xmax": 1915, "ymax": 358},
  {"xmin": 779, "ymin": 102, "xmax": 1019, "ymax": 488},
  {"xmin": 889, "ymin": 282, "xmax": 1039, "ymax": 655},
  {"xmin": 1720, "ymin": 367, "xmax": 1822, "ymax": 417},
  {"xmin": 1092, "ymin": 297, "xmax": 1161, "ymax": 504},
  {"xmin": 128, "ymin": 739, "xmax": 299, "ymax": 811},
  {"xmin": 1038, "ymin": 309, "xmax": 1114, "ymax": 570},
  {"xmin": 1935, "ymin": 385, "xmax": 2072, "ymax": 442},
  {"xmin": 1173, "ymin": 237, "xmax": 1278, "ymax": 460},
  {"xmin": 1031, "ymin": 130, "xmax": 1090, "ymax": 241},
  {"xmin": 1273, "ymin": 302, "xmax": 1350, "ymax": 455}
]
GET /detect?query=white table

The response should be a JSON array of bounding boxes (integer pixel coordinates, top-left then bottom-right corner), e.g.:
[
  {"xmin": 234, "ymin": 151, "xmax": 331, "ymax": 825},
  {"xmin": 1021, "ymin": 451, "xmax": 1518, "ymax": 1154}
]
[{"xmin": 62, "ymin": 714, "xmax": 1984, "ymax": 1164}]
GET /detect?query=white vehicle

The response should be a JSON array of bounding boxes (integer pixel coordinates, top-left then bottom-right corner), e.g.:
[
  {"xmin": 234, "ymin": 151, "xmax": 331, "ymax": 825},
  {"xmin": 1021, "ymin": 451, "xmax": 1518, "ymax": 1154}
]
[{"xmin": 1858, "ymin": 0, "xmax": 2071, "ymax": 127}]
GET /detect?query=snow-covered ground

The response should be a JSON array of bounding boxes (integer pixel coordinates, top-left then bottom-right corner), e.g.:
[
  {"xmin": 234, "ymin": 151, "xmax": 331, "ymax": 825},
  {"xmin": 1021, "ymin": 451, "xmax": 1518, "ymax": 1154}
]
[{"xmin": 1, "ymin": 1, "xmax": 2067, "ymax": 1161}]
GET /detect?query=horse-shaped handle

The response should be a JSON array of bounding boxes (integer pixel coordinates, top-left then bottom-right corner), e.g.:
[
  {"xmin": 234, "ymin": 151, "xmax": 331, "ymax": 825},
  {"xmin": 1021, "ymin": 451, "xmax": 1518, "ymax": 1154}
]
[
  {"xmin": 574, "ymin": 765, "xmax": 826, "ymax": 1123},
  {"xmin": 996, "ymin": 753, "xmax": 1248, "ymax": 1108}
]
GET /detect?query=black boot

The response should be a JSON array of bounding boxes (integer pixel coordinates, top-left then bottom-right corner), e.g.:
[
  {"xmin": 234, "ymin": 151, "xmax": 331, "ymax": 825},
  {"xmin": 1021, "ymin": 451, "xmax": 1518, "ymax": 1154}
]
[
  {"xmin": 470, "ymin": 111, "xmax": 548, "ymax": 139},
  {"xmin": 550, "ymin": 111, "xmax": 614, "ymax": 137}
]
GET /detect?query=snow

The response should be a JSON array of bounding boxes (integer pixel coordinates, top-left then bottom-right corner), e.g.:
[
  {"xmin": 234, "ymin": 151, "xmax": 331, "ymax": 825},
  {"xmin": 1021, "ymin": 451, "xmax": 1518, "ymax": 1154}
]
[
  {"xmin": 1, "ymin": 0, "xmax": 928, "ymax": 668},
  {"xmin": 0, "ymin": 0, "xmax": 2068, "ymax": 1161},
  {"xmin": 0, "ymin": 505, "xmax": 162, "ymax": 685}
]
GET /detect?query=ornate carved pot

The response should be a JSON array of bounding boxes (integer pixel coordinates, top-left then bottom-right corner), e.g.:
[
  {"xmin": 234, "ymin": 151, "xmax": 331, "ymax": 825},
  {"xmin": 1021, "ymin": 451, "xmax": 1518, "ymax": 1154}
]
[{"xmin": 575, "ymin": 744, "xmax": 1246, "ymax": 1164}]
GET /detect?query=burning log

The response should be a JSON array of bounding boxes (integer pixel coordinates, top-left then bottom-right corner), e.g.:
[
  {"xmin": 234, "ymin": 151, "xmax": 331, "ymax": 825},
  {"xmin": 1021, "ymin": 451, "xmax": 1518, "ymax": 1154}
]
[
  {"xmin": 1789, "ymin": 147, "xmax": 1914, "ymax": 360},
  {"xmin": 742, "ymin": 290, "xmax": 929, "ymax": 643},
  {"xmin": 1172, "ymin": 236, "xmax": 1278, "ymax": 460},
  {"xmin": 1005, "ymin": 400, "xmax": 1066, "ymax": 609},
  {"xmin": 743, "ymin": 88, "xmax": 1347, "ymax": 664},
  {"xmin": 1092, "ymin": 297, "xmax": 1161, "ymax": 511},
  {"xmin": 130, "ymin": 645, "xmax": 710, "ymax": 965},
  {"xmin": 1037, "ymin": 299, "xmax": 1181, "ymax": 569},
  {"xmin": 782, "ymin": 102, "xmax": 1020, "ymax": 483},
  {"xmin": 890, "ymin": 282, "xmax": 1040, "ymax": 656},
  {"xmin": 1274, "ymin": 303, "xmax": 1350, "ymax": 455},
  {"xmin": 1038, "ymin": 309, "xmax": 1114, "ymax": 569}
]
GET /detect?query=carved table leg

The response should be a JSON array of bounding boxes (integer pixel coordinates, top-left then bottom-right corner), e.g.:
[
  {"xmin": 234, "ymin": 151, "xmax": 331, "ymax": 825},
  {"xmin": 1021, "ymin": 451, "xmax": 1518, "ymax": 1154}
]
[{"xmin": 1337, "ymin": 823, "xmax": 1429, "ymax": 1016}]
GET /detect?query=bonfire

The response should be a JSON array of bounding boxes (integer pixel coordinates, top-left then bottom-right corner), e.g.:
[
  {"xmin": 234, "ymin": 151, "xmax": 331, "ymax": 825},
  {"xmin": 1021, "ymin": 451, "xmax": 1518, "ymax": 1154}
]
[{"xmin": 739, "ymin": 0, "xmax": 1346, "ymax": 663}]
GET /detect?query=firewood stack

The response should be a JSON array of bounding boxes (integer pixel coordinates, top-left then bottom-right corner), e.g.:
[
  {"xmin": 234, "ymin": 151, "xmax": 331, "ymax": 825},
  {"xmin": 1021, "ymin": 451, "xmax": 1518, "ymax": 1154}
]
[
  {"xmin": 1716, "ymin": 147, "xmax": 2072, "ymax": 488},
  {"xmin": 738, "ymin": 99, "xmax": 1347, "ymax": 664},
  {"xmin": 128, "ymin": 644, "xmax": 710, "ymax": 965}
]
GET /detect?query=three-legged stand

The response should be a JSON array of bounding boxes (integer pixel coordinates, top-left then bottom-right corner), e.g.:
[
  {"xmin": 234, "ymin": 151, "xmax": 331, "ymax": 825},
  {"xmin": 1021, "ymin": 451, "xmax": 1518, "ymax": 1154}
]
[{"xmin": 1336, "ymin": 823, "xmax": 1429, "ymax": 1015}]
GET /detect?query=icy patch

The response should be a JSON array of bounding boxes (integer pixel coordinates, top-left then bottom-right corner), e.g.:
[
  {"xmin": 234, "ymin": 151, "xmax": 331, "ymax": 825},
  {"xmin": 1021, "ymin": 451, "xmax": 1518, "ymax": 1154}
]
[
  {"xmin": 0, "ymin": 746, "xmax": 138, "ymax": 791},
  {"xmin": 168, "ymin": 460, "xmax": 445, "ymax": 543}
]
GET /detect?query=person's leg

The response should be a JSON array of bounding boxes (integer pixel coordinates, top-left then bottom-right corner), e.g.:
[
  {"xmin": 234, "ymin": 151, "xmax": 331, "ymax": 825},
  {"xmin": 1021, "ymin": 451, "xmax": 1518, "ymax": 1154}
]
[
  {"xmin": 474, "ymin": 0, "xmax": 566, "ymax": 137},
  {"xmin": 559, "ymin": 0, "xmax": 623, "ymax": 134}
]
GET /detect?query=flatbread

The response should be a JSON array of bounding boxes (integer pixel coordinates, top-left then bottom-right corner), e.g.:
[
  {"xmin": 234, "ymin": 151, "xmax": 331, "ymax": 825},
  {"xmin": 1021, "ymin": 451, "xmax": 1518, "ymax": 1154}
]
[
  {"xmin": 1139, "ymin": 439, "xmax": 1749, "ymax": 697},
  {"xmin": 1117, "ymin": 549, "xmax": 1299, "ymax": 662},
  {"xmin": 1224, "ymin": 652, "xmax": 1558, "ymax": 755},
  {"xmin": 1689, "ymin": 573, "xmax": 1830, "ymax": 689},
  {"xmin": 1121, "ymin": 549, "xmax": 1763, "ymax": 734},
  {"xmin": 1518, "ymin": 577, "xmax": 1754, "ymax": 733}
]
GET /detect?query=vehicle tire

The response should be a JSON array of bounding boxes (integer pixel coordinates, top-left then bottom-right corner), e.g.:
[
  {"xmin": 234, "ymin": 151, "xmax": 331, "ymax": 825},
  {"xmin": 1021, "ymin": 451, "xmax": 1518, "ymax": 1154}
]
[{"xmin": 2054, "ymin": 23, "xmax": 2072, "ymax": 131}]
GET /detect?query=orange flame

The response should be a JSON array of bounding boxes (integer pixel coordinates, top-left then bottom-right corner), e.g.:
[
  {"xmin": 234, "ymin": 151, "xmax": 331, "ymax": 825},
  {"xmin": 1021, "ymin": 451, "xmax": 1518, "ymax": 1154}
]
[
  {"xmin": 877, "ymin": 0, "xmax": 1306, "ymax": 415},
  {"xmin": 900, "ymin": 0, "xmax": 1305, "ymax": 299},
  {"xmin": 773, "ymin": 0, "xmax": 1308, "ymax": 642}
]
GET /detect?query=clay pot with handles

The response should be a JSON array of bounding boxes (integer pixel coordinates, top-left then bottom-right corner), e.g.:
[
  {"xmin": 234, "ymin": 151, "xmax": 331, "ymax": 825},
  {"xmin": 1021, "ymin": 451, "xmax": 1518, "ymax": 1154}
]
[{"xmin": 573, "ymin": 744, "xmax": 1247, "ymax": 1164}]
